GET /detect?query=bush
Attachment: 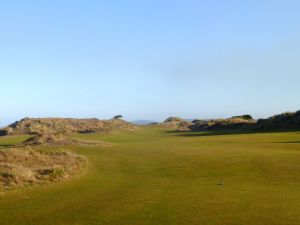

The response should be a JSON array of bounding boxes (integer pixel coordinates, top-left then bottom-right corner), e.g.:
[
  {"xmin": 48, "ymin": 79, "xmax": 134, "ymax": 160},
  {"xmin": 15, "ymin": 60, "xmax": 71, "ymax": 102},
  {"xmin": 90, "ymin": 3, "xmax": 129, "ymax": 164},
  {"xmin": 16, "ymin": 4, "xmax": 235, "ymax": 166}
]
[
  {"xmin": 164, "ymin": 117, "xmax": 183, "ymax": 123},
  {"xmin": 231, "ymin": 115, "xmax": 253, "ymax": 120},
  {"xmin": 255, "ymin": 111, "xmax": 300, "ymax": 130}
]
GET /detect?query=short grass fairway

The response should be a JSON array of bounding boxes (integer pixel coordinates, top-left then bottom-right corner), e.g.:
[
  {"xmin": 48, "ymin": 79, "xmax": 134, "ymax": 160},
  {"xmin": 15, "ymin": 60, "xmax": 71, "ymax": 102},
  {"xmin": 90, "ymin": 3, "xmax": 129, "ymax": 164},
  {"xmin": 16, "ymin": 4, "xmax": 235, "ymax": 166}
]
[{"xmin": 1, "ymin": 128, "xmax": 300, "ymax": 225}]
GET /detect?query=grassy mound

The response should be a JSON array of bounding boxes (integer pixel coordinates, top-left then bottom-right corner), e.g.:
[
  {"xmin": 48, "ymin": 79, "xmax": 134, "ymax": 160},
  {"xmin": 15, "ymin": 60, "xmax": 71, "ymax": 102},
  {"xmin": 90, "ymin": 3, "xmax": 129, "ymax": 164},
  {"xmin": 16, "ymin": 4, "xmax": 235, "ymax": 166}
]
[
  {"xmin": 257, "ymin": 111, "xmax": 300, "ymax": 130},
  {"xmin": 156, "ymin": 117, "xmax": 192, "ymax": 130},
  {"xmin": 0, "ymin": 147, "xmax": 86, "ymax": 192},
  {"xmin": 190, "ymin": 117, "xmax": 256, "ymax": 131},
  {"xmin": 0, "ymin": 117, "xmax": 136, "ymax": 136},
  {"xmin": 21, "ymin": 133, "xmax": 111, "ymax": 147},
  {"xmin": 189, "ymin": 111, "xmax": 300, "ymax": 132}
]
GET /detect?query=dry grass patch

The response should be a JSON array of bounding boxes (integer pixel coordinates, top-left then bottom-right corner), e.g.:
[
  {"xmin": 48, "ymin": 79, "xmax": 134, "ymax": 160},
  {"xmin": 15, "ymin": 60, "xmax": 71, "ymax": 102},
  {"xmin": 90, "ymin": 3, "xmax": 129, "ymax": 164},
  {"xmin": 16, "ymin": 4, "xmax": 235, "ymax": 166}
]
[{"xmin": 0, "ymin": 147, "xmax": 87, "ymax": 192}]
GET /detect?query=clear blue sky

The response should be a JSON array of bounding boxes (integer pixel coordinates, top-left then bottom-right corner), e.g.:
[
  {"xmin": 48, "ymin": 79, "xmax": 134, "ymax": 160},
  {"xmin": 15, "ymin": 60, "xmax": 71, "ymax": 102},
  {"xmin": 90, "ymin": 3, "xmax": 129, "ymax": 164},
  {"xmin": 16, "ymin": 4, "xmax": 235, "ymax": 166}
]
[{"xmin": 1, "ymin": 0, "xmax": 300, "ymax": 126}]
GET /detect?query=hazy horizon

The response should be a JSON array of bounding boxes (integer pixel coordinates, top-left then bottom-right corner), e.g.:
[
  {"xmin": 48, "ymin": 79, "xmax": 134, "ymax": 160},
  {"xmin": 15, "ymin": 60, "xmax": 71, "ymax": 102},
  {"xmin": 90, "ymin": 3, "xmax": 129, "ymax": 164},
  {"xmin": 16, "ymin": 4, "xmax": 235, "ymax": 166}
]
[{"xmin": 1, "ymin": 1, "xmax": 300, "ymax": 126}]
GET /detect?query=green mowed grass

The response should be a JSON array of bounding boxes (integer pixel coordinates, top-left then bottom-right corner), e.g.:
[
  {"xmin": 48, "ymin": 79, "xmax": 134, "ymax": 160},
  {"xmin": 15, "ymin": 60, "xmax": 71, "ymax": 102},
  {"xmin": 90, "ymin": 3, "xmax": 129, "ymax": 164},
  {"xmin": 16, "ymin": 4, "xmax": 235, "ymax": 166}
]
[{"xmin": 1, "ymin": 128, "xmax": 300, "ymax": 225}]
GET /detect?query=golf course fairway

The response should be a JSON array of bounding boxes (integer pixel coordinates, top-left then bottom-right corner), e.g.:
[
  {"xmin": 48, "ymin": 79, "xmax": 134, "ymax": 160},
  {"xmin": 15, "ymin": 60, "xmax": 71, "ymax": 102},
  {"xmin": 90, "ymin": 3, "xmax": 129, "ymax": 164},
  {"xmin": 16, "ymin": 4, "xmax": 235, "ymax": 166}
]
[{"xmin": 1, "ymin": 127, "xmax": 300, "ymax": 225}]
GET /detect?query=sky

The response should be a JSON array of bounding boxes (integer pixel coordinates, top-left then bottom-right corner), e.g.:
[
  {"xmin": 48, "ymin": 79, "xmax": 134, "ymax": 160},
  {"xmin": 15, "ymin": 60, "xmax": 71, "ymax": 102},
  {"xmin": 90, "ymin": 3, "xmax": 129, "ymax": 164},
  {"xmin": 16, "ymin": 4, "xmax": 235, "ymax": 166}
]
[{"xmin": 1, "ymin": 0, "xmax": 300, "ymax": 126}]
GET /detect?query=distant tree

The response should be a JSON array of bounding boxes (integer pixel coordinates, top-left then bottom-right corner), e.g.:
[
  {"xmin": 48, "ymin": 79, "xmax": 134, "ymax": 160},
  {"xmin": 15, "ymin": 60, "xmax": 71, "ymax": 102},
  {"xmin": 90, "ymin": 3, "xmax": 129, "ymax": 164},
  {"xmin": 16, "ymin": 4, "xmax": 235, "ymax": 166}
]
[
  {"xmin": 231, "ymin": 115, "xmax": 253, "ymax": 120},
  {"xmin": 241, "ymin": 115, "xmax": 253, "ymax": 120},
  {"xmin": 113, "ymin": 115, "xmax": 123, "ymax": 120}
]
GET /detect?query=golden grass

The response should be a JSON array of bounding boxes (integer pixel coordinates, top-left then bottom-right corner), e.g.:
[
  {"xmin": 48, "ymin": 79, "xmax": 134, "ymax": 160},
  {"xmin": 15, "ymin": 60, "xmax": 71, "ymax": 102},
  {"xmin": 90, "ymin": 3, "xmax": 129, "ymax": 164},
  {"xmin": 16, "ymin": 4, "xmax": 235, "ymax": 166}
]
[{"xmin": 0, "ymin": 147, "xmax": 87, "ymax": 192}]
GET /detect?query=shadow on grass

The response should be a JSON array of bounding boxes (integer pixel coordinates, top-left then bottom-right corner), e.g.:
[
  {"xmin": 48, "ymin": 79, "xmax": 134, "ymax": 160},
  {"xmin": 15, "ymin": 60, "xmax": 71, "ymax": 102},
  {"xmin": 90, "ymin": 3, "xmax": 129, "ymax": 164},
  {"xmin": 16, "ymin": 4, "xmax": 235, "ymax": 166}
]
[
  {"xmin": 0, "ymin": 144, "xmax": 14, "ymax": 148},
  {"xmin": 271, "ymin": 141, "xmax": 300, "ymax": 144},
  {"xmin": 165, "ymin": 129, "xmax": 300, "ymax": 137}
]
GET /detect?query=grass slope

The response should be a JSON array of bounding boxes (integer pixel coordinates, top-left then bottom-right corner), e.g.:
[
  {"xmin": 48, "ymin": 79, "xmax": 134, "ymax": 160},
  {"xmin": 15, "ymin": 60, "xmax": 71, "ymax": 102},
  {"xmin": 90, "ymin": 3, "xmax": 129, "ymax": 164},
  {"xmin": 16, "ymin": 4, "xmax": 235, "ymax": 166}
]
[{"xmin": 0, "ymin": 128, "xmax": 300, "ymax": 225}]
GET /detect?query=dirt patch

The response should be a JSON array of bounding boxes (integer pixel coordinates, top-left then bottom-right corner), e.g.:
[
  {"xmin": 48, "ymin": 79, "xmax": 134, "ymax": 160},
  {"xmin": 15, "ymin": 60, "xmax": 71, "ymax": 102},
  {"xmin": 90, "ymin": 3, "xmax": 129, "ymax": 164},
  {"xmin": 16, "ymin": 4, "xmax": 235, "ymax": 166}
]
[{"xmin": 0, "ymin": 147, "xmax": 87, "ymax": 192}]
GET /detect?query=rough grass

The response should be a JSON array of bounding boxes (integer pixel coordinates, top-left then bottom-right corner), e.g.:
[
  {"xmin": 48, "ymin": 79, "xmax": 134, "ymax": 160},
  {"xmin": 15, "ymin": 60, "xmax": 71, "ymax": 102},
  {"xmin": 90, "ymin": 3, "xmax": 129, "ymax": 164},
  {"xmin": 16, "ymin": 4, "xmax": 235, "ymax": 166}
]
[
  {"xmin": 0, "ymin": 146, "xmax": 87, "ymax": 192},
  {"xmin": 0, "ymin": 128, "xmax": 300, "ymax": 225},
  {"xmin": 21, "ymin": 133, "xmax": 112, "ymax": 147}
]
